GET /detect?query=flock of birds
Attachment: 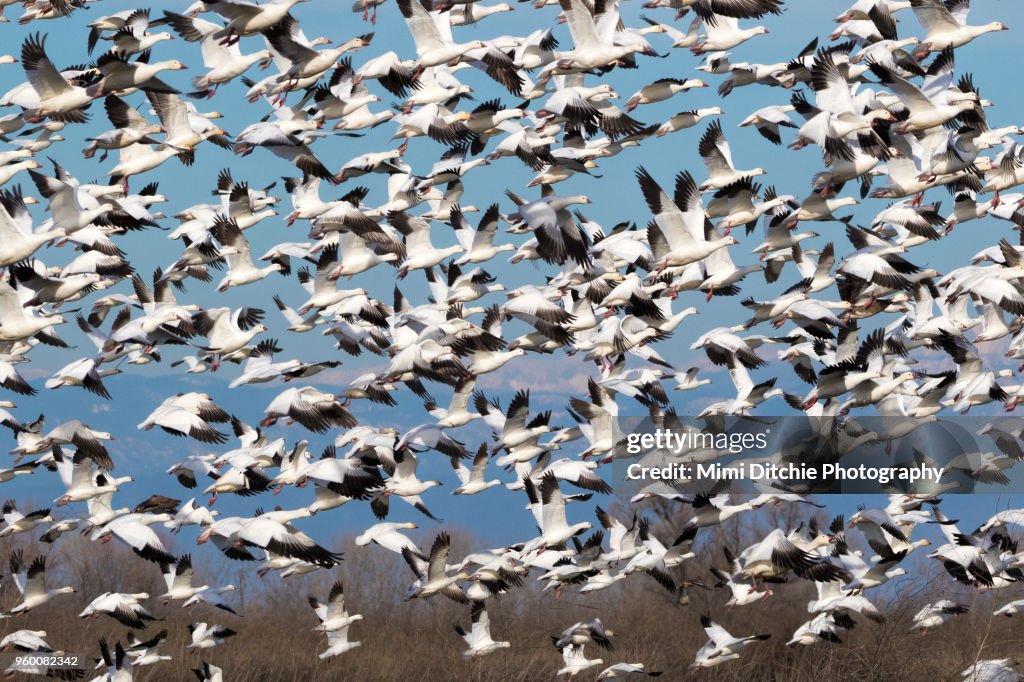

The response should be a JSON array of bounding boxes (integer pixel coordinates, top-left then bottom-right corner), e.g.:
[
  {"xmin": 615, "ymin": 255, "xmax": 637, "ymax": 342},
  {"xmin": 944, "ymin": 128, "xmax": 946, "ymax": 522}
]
[{"xmin": 0, "ymin": 0, "xmax": 1023, "ymax": 679}]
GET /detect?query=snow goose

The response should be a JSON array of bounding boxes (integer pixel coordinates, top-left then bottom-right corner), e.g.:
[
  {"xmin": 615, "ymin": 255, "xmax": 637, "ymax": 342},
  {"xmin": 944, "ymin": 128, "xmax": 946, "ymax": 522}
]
[
  {"xmin": 264, "ymin": 15, "xmax": 372, "ymax": 87},
  {"xmin": 691, "ymin": 10, "xmax": 770, "ymax": 55},
  {"xmin": 7, "ymin": 551, "xmax": 75, "ymax": 615},
  {"xmin": 87, "ymin": 9, "xmax": 153, "ymax": 53},
  {"xmin": 451, "ymin": 204, "xmax": 514, "ymax": 265},
  {"xmin": 44, "ymin": 357, "xmax": 118, "ymax": 399},
  {"xmin": 0, "ymin": 157, "xmax": 43, "ymax": 187},
  {"xmin": 29, "ymin": 159, "xmax": 133, "ymax": 235},
  {"xmin": 596, "ymin": 663, "xmax": 662, "ymax": 680},
  {"xmin": 293, "ymin": 444, "xmax": 383, "ymax": 496},
  {"xmin": 309, "ymin": 580, "xmax": 363, "ymax": 633},
  {"xmin": 626, "ymin": 78, "xmax": 706, "ymax": 112},
  {"xmin": 209, "ymin": 217, "xmax": 283, "ymax": 291},
  {"xmin": 201, "ymin": 465, "xmax": 272, "ymax": 505},
  {"xmin": 910, "ymin": 0, "xmax": 1008, "ymax": 56},
  {"xmin": 524, "ymin": 473, "xmax": 593, "ymax": 552},
  {"xmin": 91, "ymin": 512, "xmax": 174, "ymax": 563},
  {"xmin": 698, "ymin": 120, "xmax": 766, "ymax": 190},
  {"xmin": 402, "ymin": 531, "xmax": 471, "ymax": 603},
  {"xmin": 293, "ymin": 246, "xmax": 373, "ymax": 312},
  {"xmin": 452, "ymin": 2, "xmax": 512, "ymax": 25},
  {"xmin": 164, "ymin": 497, "xmax": 218, "ymax": 533},
  {"xmin": 95, "ymin": 638, "xmax": 133, "ymax": 682},
  {"xmin": 191, "ymin": 305, "xmax": 268, "ymax": 370},
  {"xmin": 0, "ymin": 629, "xmax": 53, "ymax": 653},
  {"xmin": 19, "ymin": 33, "xmax": 94, "ymax": 122},
  {"xmin": 160, "ymin": 554, "xmax": 237, "ymax": 614},
  {"xmin": 81, "ymin": 97, "xmax": 160, "ymax": 162},
  {"xmin": 201, "ymin": 0, "xmax": 308, "ymax": 44},
  {"xmin": 50, "ymin": 451, "xmax": 124, "ymax": 509},
  {"xmin": 593, "ymin": 506, "xmax": 644, "ymax": 563},
  {"xmin": 200, "ymin": 512, "xmax": 342, "ymax": 566},
  {"xmin": 960, "ymin": 659, "xmax": 1022, "ymax": 681},
  {"xmin": 711, "ymin": 547, "xmax": 773, "ymax": 606},
  {"xmin": 122, "ymin": 629, "xmax": 172, "ymax": 667},
  {"xmin": 620, "ymin": 522, "xmax": 696, "ymax": 592},
  {"xmin": 0, "ymin": 499, "xmax": 51, "ymax": 537},
  {"xmin": 79, "ymin": 592, "xmax": 156, "ymax": 629},
  {"xmin": 655, "ymin": 106, "xmax": 722, "ymax": 137},
  {"xmin": 425, "ymin": 378, "xmax": 480, "ymax": 429},
  {"xmin": 697, "ymin": 352, "xmax": 776, "ymax": 413},
  {"xmin": 689, "ymin": 613, "xmax": 770, "ymax": 672},
  {"xmin": 233, "ymin": 118, "xmax": 334, "ymax": 181},
  {"xmin": 455, "ymin": 602, "xmax": 509, "ymax": 657},
  {"xmin": 636, "ymin": 166, "xmax": 738, "ymax": 274},
  {"xmin": 868, "ymin": 50, "xmax": 978, "ymax": 134},
  {"xmin": 553, "ymin": 619, "xmax": 615, "ymax": 652},
  {"xmin": 672, "ymin": 367, "xmax": 711, "ymax": 392},
  {"xmin": 390, "ymin": 211, "xmax": 463, "ymax": 279},
  {"xmin": 558, "ymin": 645, "xmax": 604, "ymax": 679},
  {"xmin": 910, "ymin": 600, "xmax": 969, "ymax": 632},
  {"xmin": 829, "ymin": 533, "xmax": 907, "ymax": 590},
  {"xmin": 994, "ymin": 600, "xmax": 1024, "ymax": 618},
  {"xmin": 505, "ymin": 188, "xmax": 592, "ymax": 266},
  {"xmin": 148, "ymin": 90, "xmax": 229, "ymax": 156},
  {"xmin": 685, "ymin": 493, "xmax": 761, "ymax": 530},
  {"xmin": 91, "ymin": 51, "xmax": 187, "ymax": 98},
  {"xmin": 186, "ymin": 622, "xmax": 236, "ymax": 650},
  {"xmin": 163, "ymin": 11, "xmax": 271, "ymax": 97},
  {"xmin": 318, "ymin": 620, "xmax": 362, "ymax": 660},
  {"xmin": 551, "ymin": 0, "xmax": 649, "ymax": 73},
  {"xmin": 138, "ymin": 398, "xmax": 230, "ymax": 445},
  {"xmin": 91, "ymin": 9, "xmax": 172, "ymax": 57},
  {"xmin": 489, "ymin": 389, "xmax": 554, "ymax": 453},
  {"xmin": 397, "ymin": 0, "xmax": 487, "ymax": 69},
  {"xmin": 372, "ymin": 447, "xmax": 444, "ymax": 521},
  {"xmin": 0, "ymin": 187, "xmax": 62, "ymax": 266},
  {"xmin": 139, "ymin": 399, "xmax": 227, "ymax": 440},
  {"xmin": 310, "ymin": 59, "xmax": 386, "ymax": 124},
  {"xmin": 452, "ymin": 444, "xmax": 501, "ymax": 495},
  {"xmin": 38, "ymin": 420, "xmax": 114, "ymax": 464},
  {"xmin": 355, "ymin": 521, "xmax": 420, "ymax": 555},
  {"xmin": 785, "ymin": 612, "xmax": 852, "ymax": 647}
]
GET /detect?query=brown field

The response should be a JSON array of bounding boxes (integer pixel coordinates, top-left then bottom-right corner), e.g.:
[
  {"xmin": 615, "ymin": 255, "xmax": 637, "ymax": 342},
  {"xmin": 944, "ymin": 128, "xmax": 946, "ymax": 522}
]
[{"xmin": 2, "ymin": 503, "xmax": 1023, "ymax": 681}]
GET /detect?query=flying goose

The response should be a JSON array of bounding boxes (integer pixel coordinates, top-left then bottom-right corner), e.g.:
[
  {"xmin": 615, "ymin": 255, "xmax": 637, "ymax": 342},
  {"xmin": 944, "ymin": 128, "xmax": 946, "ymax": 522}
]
[
  {"xmin": 186, "ymin": 621, "xmax": 237, "ymax": 650},
  {"xmin": 90, "ymin": 512, "xmax": 175, "ymax": 563},
  {"xmin": 636, "ymin": 166, "xmax": 738, "ymax": 274},
  {"xmin": 401, "ymin": 531, "xmax": 471, "ymax": 603},
  {"xmin": 688, "ymin": 613, "xmax": 771, "ymax": 672},
  {"xmin": 910, "ymin": 0, "xmax": 1008, "ymax": 55},
  {"xmin": 309, "ymin": 579, "xmax": 363, "ymax": 633},
  {"xmin": 19, "ymin": 33, "xmax": 94, "ymax": 122},
  {"xmin": 910, "ymin": 600, "xmax": 969, "ymax": 631},
  {"xmin": 455, "ymin": 601, "xmax": 510, "ymax": 657},
  {"xmin": 697, "ymin": 120, "xmax": 767, "ymax": 190},
  {"xmin": 7, "ymin": 551, "xmax": 75, "ymax": 615},
  {"xmin": 79, "ymin": 592, "xmax": 157, "ymax": 629},
  {"xmin": 0, "ymin": 499, "xmax": 52, "ymax": 537},
  {"xmin": 160, "ymin": 554, "xmax": 237, "ymax": 614}
]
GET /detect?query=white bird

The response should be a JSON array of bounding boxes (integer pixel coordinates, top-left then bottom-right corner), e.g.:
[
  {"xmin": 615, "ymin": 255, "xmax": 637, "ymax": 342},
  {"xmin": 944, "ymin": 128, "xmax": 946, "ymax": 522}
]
[
  {"xmin": 186, "ymin": 622, "xmax": 237, "ymax": 650},
  {"xmin": 79, "ymin": 592, "xmax": 156, "ymax": 629},
  {"xmin": 688, "ymin": 613, "xmax": 771, "ymax": 672},
  {"xmin": 911, "ymin": 600, "xmax": 969, "ymax": 631},
  {"xmin": 7, "ymin": 551, "xmax": 75, "ymax": 615},
  {"xmin": 309, "ymin": 579, "xmax": 363, "ymax": 633},
  {"xmin": 454, "ymin": 601, "xmax": 510, "ymax": 657}
]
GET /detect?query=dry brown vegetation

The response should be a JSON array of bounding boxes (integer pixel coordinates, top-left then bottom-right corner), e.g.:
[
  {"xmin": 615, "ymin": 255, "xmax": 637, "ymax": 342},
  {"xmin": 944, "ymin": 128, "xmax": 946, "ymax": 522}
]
[{"xmin": 2, "ymin": 503, "xmax": 1024, "ymax": 681}]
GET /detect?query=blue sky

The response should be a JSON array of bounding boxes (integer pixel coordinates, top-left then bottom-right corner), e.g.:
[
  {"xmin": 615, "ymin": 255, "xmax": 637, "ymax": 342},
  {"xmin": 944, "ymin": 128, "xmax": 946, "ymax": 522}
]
[{"xmin": 4, "ymin": 1, "xmax": 1024, "ymax": 548}]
